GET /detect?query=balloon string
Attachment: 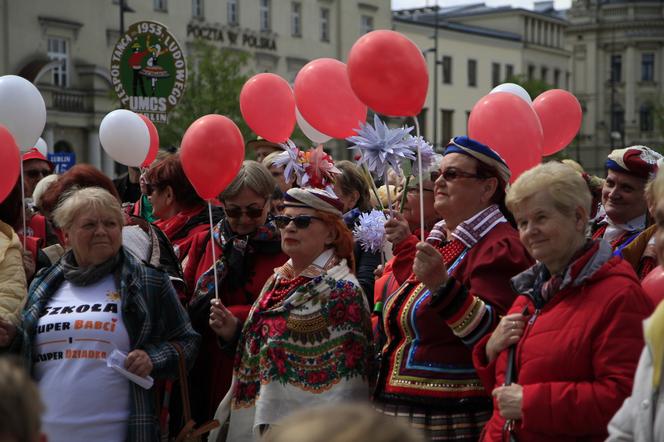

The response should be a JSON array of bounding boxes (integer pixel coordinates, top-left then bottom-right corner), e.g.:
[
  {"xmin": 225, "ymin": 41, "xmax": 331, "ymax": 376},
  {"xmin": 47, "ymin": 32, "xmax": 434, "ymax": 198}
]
[
  {"xmin": 208, "ymin": 201, "xmax": 219, "ymax": 300},
  {"xmin": 413, "ymin": 118, "xmax": 425, "ymax": 243},
  {"xmin": 20, "ymin": 166, "xmax": 27, "ymax": 249}
]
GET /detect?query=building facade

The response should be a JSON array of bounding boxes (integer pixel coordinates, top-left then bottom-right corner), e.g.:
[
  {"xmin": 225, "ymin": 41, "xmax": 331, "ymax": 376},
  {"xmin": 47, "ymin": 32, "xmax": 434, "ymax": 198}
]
[
  {"xmin": 0, "ymin": 0, "xmax": 390, "ymax": 176},
  {"xmin": 567, "ymin": 0, "xmax": 664, "ymax": 174},
  {"xmin": 394, "ymin": 2, "xmax": 570, "ymax": 151}
]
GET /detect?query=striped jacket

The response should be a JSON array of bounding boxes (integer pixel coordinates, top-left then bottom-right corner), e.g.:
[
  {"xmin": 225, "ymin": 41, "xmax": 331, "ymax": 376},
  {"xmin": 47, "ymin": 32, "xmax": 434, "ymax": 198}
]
[{"xmin": 9, "ymin": 248, "xmax": 200, "ymax": 442}]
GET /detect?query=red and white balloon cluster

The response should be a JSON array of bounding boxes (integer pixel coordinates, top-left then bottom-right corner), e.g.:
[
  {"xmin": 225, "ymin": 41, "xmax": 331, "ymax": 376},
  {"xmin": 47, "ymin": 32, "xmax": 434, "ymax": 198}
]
[
  {"xmin": 468, "ymin": 83, "xmax": 582, "ymax": 182},
  {"xmin": 99, "ymin": 110, "xmax": 159, "ymax": 168}
]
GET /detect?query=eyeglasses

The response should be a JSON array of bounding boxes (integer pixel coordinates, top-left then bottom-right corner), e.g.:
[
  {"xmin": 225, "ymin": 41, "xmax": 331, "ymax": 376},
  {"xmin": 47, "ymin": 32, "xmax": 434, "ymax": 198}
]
[
  {"xmin": 274, "ymin": 215, "xmax": 323, "ymax": 229},
  {"xmin": 225, "ymin": 204, "xmax": 266, "ymax": 219},
  {"xmin": 439, "ymin": 168, "xmax": 484, "ymax": 182},
  {"xmin": 25, "ymin": 169, "xmax": 51, "ymax": 179}
]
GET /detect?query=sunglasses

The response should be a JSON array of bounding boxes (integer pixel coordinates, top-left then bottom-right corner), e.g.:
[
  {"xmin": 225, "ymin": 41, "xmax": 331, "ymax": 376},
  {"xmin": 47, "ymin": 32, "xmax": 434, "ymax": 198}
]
[
  {"xmin": 25, "ymin": 169, "xmax": 51, "ymax": 179},
  {"xmin": 225, "ymin": 205, "xmax": 265, "ymax": 219},
  {"xmin": 274, "ymin": 215, "xmax": 323, "ymax": 229},
  {"xmin": 439, "ymin": 168, "xmax": 483, "ymax": 182}
]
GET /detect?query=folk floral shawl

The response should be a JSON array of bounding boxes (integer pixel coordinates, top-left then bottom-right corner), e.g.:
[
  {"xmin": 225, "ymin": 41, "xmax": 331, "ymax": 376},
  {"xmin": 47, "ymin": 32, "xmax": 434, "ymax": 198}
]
[{"xmin": 216, "ymin": 249, "xmax": 372, "ymax": 442}]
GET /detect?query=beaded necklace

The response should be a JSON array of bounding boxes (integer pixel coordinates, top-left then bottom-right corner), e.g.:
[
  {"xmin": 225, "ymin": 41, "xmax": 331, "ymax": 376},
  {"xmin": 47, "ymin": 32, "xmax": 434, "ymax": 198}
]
[{"xmin": 259, "ymin": 275, "xmax": 310, "ymax": 310}]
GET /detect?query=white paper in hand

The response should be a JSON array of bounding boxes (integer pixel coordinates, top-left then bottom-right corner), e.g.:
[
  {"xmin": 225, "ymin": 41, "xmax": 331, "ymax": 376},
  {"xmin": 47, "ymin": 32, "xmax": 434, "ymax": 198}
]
[{"xmin": 107, "ymin": 349, "xmax": 154, "ymax": 390}]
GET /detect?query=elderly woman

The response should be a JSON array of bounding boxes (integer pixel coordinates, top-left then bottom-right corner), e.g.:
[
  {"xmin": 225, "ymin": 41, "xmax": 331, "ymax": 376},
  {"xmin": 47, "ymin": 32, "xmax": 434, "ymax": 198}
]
[
  {"xmin": 145, "ymin": 154, "xmax": 224, "ymax": 300},
  {"xmin": 186, "ymin": 160, "xmax": 288, "ymax": 424},
  {"xmin": 472, "ymin": 162, "xmax": 652, "ymax": 441},
  {"xmin": 373, "ymin": 136, "xmax": 533, "ymax": 440},
  {"xmin": 0, "ymin": 187, "xmax": 199, "ymax": 442},
  {"xmin": 209, "ymin": 187, "xmax": 372, "ymax": 442}
]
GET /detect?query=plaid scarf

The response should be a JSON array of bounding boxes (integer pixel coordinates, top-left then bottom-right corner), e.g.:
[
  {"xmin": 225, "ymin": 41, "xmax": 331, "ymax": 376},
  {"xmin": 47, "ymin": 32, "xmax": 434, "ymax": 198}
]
[{"xmin": 193, "ymin": 218, "xmax": 281, "ymax": 300}]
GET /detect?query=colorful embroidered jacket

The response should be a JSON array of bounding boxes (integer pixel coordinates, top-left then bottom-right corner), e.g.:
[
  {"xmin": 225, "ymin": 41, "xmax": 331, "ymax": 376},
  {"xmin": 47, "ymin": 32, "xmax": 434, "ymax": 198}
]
[
  {"xmin": 374, "ymin": 206, "xmax": 533, "ymax": 410},
  {"xmin": 214, "ymin": 250, "xmax": 372, "ymax": 442}
]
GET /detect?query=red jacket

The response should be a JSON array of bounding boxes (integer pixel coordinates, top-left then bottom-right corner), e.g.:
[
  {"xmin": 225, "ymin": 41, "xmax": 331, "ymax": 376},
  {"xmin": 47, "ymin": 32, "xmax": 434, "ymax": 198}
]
[{"xmin": 473, "ymin": 256, "xmax": 653, "ymax": 441}]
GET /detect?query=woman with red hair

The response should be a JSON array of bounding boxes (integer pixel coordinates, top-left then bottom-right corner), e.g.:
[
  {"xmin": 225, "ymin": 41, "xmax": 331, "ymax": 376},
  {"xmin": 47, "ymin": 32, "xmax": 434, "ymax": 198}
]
[
  {"xmin": 145, "ymin": 154, "xmax": 223, "ymax": 301},
  {"xmin": 208, "ymin": 187, "xmax": 372, "ymax": 441}
]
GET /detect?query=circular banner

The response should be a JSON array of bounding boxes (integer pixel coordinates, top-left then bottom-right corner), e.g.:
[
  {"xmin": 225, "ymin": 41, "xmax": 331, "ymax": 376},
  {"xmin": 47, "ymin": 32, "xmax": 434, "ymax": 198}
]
[{"xmin": 110, "ymin": 21, "xmax": 187, "ymax": 124}]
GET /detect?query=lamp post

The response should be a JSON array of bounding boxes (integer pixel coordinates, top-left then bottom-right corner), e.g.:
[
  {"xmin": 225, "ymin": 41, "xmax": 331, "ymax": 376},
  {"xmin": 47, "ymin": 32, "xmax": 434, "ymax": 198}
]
[{"xmin": 431, "ymin": 5, "xmax": 439, "ymax": 150}]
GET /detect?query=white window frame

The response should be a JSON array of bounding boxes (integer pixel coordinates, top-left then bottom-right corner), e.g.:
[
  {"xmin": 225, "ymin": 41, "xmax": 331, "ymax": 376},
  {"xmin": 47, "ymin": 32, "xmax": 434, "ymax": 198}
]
[
  {"xmin": 291, "ymin": 2, "xmax": 302, "ymax": 37},
  {"xmin": 227, "ymin": 0, "xmax": 239, "ymax": 26},
  {"xmin": 153, "ymin": 0, "xmax": 167, "ymax": 12},
  {"xmin": 260, "ymin": 0, "xmax": 271, "ymax": 32},
  {"xmin": 360, "ymin": 15, "xmax": 374, "ymax": 34},
  {"xmin": 48, "ymin": 36, "xmax": 69, "ymax": 88},
  {"xmin": 192, "ymin": 0, "xmax": 204, "ymax": 19},
  {"xmin": 320, "ymin": 7, "xmax": 330, "ymax": 42}
]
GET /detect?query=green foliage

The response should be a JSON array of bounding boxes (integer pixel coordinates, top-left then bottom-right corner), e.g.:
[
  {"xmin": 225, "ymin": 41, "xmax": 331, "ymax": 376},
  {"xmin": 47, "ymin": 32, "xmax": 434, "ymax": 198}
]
[
  {"xmin": 506, "ymin": 74, "xmax": 553, "ymax": 100},
  {"xmin": 158, "ymin": 40, "xmax": 253, "ymax": 149}
]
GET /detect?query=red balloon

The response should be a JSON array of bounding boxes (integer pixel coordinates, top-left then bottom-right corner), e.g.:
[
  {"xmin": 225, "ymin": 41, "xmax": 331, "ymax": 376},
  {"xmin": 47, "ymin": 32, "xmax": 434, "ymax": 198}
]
[
  {"xmin": 468, "ymin": 92, "xmax": 543, "ymax": 182},
  {"xmin": 0, "ymin": 125, "xmax": 20, "ymax": 203},
  {"xmin": 137, "ymin": 114, "xmax": 160, "ymax": 167},
  {"xmin": 533, "ymin": 89, "xmax": 582, "ymax": 156},
  {"xmin": 642, "ymin": 265, "xmax": 664, "ymax": 307},
  {"xmin": 180, "ymin": 115, "xmax": 245, "ymax": 200},
  {"xmin": 294, "ymin": 58, "xmax": 367, "ymax": 139},
  {"xmin": 240, "ymin": 73, "xmax": 295, "ymax": 143},
  {"xmin": 347, "ymin": 30, "xmax": 428, "ymax": 117}
]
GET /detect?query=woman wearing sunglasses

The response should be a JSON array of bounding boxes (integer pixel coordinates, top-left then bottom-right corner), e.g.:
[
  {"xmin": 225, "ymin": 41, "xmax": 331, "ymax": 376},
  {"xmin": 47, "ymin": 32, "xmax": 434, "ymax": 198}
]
[
  {"xmin": 209, "ymin": 187, "xmax": 372, "ymax": 442},
  {"xmin": 144, "ymin": 154, "xmax": 224, "ymax": 302},
  {"xmin": 373, "ymin": 136, "xmax": 533, "ymax": 441},
  {"xmin": 186, "ymin": 161, "xmax": 288, "ymax": 426}
]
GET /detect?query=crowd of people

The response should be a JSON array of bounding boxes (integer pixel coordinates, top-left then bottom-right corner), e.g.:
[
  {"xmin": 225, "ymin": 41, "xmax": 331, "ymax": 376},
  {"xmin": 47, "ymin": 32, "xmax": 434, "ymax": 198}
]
[{"xmin": 1, "ymin": 135, "xmax": 664, "ymax": 442}]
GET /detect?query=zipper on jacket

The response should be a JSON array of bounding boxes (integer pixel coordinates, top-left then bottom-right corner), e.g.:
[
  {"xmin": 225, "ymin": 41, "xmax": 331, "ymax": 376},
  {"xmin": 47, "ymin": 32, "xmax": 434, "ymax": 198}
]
[{"xmin": 515, "ymin": 307, "xmax": 540, "ymax": 379}]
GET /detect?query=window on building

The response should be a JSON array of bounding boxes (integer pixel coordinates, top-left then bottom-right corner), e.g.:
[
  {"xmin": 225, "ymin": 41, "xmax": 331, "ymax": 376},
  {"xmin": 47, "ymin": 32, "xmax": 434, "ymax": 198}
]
[
  {"xmin": 541, "ymin": 66, "xmax": 548, "ymax": 82},
  {"xmin": 291, "ymin": 2, "xmax": 302, "ymax": 37},
  {"xmin": 491, "ymin": 62, "xmax": 500, "ymax": 87},
  {"xmin": 153, "ymin": 0, "xmax": 167, "ymax": 12},
  {"xmin": 640, "ymin": 104, "xmax": 654, "ymax": 132},
  {"xmin": 528, "ymin": 64, "xmax": 535, "ymax": 81},
  {"xmin": 228, "ymin": 0, "xmax": 239, "ymax": 25},
  {"xmin": 505, "ymin": 64, "xmax": 514, "ymax": 81},
  {"xmin": 361, "ymin": 15, "xmax": 374, "ymax": 34},
  {"xmin": 320, "ymin": 8, "xmax": 330, "ymax": 42},
  {"xmin": 260, "ymin": 0, "xmax": 271, "ymax": 32},
  {"xmin": 416, "ymin": 108, "xmax": 428, "ymax": 140},
  {"xmin": 554, "ymin": 69, "xmax": 561, "ymax": 87},
  {"xmin": 442, "ymin": 56, "xmax": 452, "ymax": 84},
  {"xmin": 192, "ymin": 0, "xmax": 204, "ymax": 18},
  {"xmin": 642, "ymin": 53, "xmax": 655, "ymax": 82},
  {"xmin": 611, "ymin": 104, "xmax": 624, "ymax": 135},
  {"xmin": 468, "ymin": 59, "xmax": 477, "ymax": 87},
  {"xmin": 441, "ymin": 110, "xmax": 454, "ymax": 145},
  {"xmin": 47, "ymin": 37, "xmax": 68, "ymax": 88},
  {"xmin": 610, "ymin": 54, "xmax": 622, "ymax": 83}
]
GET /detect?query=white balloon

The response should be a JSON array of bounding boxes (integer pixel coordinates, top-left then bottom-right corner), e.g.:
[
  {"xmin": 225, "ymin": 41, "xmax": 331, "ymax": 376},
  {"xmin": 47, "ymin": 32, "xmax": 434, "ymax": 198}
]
[
  {"xmin": 99, "ymin": 109, "xmax": 150, "ymax": 167},
  {"xmin": 296, "ymin": 107, "xmax": 332, "ymax": 144},
  {"xmin": 35, "ymin": 137, "xmax": 48, "ymax": 156},
  {"xmin": 0, "ymin": 75, "xmax": 47, "ymax": 150},
  {"xmin": 490, "ymin": 83, "xmax": 533, "ymax": 105}
]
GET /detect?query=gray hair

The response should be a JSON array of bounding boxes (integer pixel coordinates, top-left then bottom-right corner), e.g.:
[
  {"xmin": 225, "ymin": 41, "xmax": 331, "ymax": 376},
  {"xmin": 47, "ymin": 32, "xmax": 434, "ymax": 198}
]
[
  {"xmin": 221, "ymin": 160, "xmax": 275, "ymax": 200},
  {"xmin": 506, "ymin": 161, "xmax": 592, "ymax": 218},
  {"xmin": 52, "ymin": 187, "xmax": 124, "ymax": 231}
]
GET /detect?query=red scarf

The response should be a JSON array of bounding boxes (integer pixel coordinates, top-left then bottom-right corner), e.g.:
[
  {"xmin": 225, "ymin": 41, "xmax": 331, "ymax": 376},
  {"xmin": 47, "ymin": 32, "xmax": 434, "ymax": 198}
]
[{"xmin": 154, "ymin": 206, "xmax": 204, "ymax": 241}]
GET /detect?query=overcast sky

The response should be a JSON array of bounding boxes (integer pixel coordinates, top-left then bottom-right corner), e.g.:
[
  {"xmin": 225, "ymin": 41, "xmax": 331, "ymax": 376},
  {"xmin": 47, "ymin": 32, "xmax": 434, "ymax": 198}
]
[{"xmin": 392, "ymin": 0, "xmax": 573, "ymax": 11}]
